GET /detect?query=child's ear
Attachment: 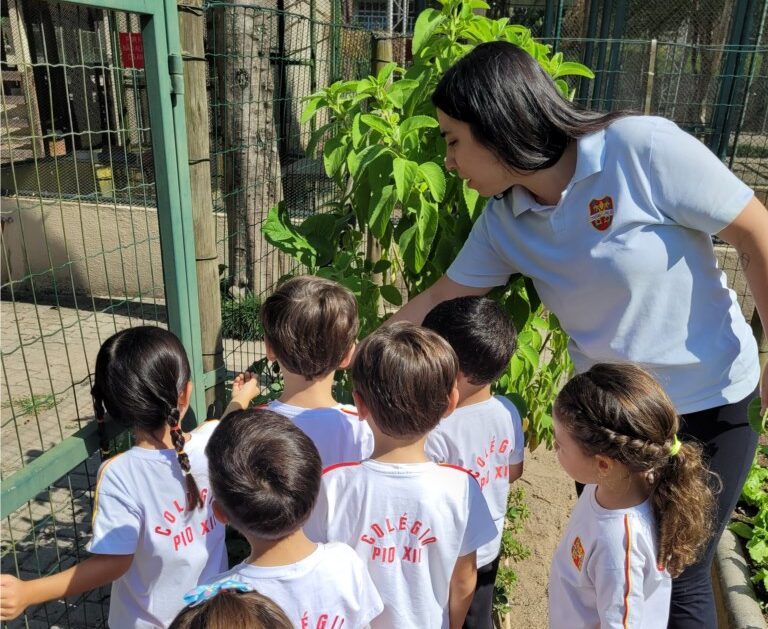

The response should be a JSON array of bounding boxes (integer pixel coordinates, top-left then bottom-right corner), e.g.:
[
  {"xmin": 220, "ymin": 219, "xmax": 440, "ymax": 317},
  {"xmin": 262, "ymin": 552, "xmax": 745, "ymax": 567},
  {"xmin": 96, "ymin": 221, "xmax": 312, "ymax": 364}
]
[
  {"xmin": 264, "ymin": 339, "xmax": 276, "ymax": 362},
  {"xmin": 211, "ymin": 499, "xmax": 230, "ymax": 524},
  {"xmin": 178, "ymin": 381, "xmax": 194, "ymax": 414},
  {"xmin": 338, "ymin": 344, "xmax": 356, "ymax": 369},
  {"xmin": 352, "ymin": 390, "xmax": 370, "ymax": 420},
  {"xmin": 442, "ymin": 383, "xmax": 460, "ymax": 418},
  {"xmin": 594, "ymin": 454, "xmax": 613, "ymax": 476}
]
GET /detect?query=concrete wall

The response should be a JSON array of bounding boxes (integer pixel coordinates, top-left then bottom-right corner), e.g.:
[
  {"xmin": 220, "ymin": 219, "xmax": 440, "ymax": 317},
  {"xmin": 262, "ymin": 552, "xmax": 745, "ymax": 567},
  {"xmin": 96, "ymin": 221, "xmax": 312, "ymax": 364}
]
[{"xmin": 0, "ymin": 196, "xmax": 228, "ymax": 300}]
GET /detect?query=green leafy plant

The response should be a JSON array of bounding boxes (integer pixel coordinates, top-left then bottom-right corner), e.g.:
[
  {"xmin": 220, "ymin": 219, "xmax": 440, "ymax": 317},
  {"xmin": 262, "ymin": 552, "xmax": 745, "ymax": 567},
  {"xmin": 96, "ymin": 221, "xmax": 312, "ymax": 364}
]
[
  {"xmin": 264, "ymin": 0, "xmax": 589, "ymax": 450},
  {"xmin": 221, "ymin": 291, "xmax": 264, "ymax": 341},
  {"xmin": 494, "ymin": 487, "xmax": 531, "ymax": 618},
  {"xmin": 9, "ymin": 393, "xmax": 58, "ymax": 416},
  {"xmin": 729, "ymin": 399, "xmax": 768, "ymax": 607}
]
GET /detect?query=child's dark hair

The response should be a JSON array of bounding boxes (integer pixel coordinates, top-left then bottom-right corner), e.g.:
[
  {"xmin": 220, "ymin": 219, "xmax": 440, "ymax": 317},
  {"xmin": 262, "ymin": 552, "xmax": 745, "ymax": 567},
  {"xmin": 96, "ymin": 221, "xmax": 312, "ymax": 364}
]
[
  {"xmin": 169, "ymin": 589, "xmax": 292, "ymax": 629},
  {"xmin": 553, "ymin": 363, "xmax": 716, "ymax": 577},
  {"xmin": 422, "ymin": 296, "xmax": 517, "ymax": 385},
  {"xmin": 206, "ymin": 409, "xmax": 322, "ymax": 539},
  {"xmin": 92, "ymin": 326, "xmax": 203, "ymax": 510},
  {"xmin": 352, "ymin": 322, "xmax": 458, "ymax": 438},
  {"xmin": 261, "ymin": 275, "xmax": 359, "ymax": 379}
]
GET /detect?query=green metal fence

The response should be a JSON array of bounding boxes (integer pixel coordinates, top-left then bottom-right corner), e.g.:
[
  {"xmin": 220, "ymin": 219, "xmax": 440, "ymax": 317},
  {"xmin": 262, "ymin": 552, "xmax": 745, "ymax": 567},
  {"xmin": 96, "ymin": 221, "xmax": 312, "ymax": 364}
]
[{"xmin": 1, "ymin": 0, "xmax": 204, "ymax": 626}]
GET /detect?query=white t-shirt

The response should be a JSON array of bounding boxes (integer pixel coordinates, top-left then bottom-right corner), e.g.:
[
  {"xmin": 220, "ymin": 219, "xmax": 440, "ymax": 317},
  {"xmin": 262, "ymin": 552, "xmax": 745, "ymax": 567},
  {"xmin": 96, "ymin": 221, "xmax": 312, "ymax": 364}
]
[
  {"xmin": 267, "ymin": 400, "xmax": 375, "ymax": 468},
  {"xmin": 548, "ymin": 484, "xmax": 671, "ymax": 628},
  {"xmin": 87, "ymin": 420, "xmax": 227, "ymax": 629},
  {"xmin": 209, "ymin": 542, "xmax": 383, "ymax": 629},
  {"xmin": 425, "ymin": 395, "xmax": 524, "ymax": 567},
  {"xmin": 447, "ymin": 116, "xmax": 758, "ymax": 414},
  {"xmin": 305, "ymin": 460, "xmax": 497, "ymax": 629}
]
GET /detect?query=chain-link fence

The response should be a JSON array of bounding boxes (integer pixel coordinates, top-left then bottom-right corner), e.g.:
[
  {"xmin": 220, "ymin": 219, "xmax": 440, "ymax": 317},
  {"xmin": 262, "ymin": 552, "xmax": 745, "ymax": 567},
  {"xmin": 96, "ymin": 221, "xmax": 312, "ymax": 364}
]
[{"xmin": 1, "ymin": 0, "xmax": 171, "ymax": 625}]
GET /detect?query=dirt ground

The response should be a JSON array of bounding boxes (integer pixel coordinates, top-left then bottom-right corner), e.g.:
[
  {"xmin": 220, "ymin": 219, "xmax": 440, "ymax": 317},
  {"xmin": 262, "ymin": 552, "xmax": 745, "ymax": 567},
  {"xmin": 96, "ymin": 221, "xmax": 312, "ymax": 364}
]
[{"xmin": 505, "ymin": 445, "xmax": 577, "ymax": 629}]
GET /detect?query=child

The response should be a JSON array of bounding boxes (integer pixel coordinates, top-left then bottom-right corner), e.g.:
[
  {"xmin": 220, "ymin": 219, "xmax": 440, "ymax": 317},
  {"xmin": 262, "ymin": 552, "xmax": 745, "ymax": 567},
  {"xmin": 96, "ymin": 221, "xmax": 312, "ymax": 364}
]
[
  {"xmin": 306, "ymin": 322, "xmax": 498, "ymax": 629},
  {"xmin": 170, "ymin": 580, "xmax": 292, "ymax": 629},
  {"xmin": 422, "ymin": 296, "xmax": 524, "ymax": 629},
  {"xmin": 252, "ymin": 275, "xmax": 374, "ymax": 467},
  {"xmin": 202, "ymin": 408, "xmax": 383, "ymax": 628},
  {"xmin": 0, "ymin": 326, "xmax": 227, "ymax": 628},
  {"xmin": 548, "ymin": 363, "xmax": 716, "ymax": 628}
]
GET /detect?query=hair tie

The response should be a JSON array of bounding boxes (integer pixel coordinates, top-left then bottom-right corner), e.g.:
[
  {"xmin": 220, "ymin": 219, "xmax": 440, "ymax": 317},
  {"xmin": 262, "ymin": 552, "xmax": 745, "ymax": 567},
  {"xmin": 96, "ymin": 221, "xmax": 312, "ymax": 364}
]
[
  {"xmin": 183, "ymin": 579, "xmax": 253, "ymax": 607},
  {"xmin": 669, "ymin": 434, "xmax": 682, "ymax": 457}
]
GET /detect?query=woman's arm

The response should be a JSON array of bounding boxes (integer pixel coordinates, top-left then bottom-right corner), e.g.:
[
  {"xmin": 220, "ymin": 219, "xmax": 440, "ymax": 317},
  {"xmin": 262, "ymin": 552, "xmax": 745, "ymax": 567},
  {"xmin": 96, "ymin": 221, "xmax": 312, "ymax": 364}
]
[
  {"xmin": 717, "ymin": 195, "xmax": 768, "ymax": 411},
  {"xmin": 387, "ymin": 275, "xmax": 490, "ymax": 326},
  {"xmin": 0, "ymin": 554, "xmax": 133, "ymax": 620}
]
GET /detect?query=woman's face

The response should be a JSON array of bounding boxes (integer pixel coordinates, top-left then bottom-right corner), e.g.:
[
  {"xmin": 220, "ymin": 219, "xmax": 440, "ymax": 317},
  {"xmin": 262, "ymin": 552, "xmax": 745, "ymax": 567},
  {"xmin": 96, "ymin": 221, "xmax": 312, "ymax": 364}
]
[{"xmin": 437, "ymin": 109, "xmax": 517, "ymax": 197}]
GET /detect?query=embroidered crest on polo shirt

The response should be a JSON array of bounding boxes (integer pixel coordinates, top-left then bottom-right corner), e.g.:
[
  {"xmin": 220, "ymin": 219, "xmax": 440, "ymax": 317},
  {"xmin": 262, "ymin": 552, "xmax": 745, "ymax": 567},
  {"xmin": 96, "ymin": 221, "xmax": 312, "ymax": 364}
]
[
  {"xmin": 588, "ymin": 196, "xmax": 614, "ymax": 231},
  {"xmin": 571, "ymin": 536, "xmax": 585, "ymax": 571}
]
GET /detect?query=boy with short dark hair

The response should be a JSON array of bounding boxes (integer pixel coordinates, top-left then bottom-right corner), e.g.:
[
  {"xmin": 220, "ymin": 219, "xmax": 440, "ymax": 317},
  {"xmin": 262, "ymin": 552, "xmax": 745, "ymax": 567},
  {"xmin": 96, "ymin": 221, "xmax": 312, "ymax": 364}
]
[
  {"xmin": 306, "ymin": 322, "xmax": 496, "ymax": 629},
  {"xmin": 203, "ymin": 408, "xmax": 383, "ymax": 627},
  {"xmin": 255, "ymin": 275, "xmax": 373, "ymax": 467},
  {"xmin": 422, "ymin": 296, "xmax": 524, "ymax": 629}
]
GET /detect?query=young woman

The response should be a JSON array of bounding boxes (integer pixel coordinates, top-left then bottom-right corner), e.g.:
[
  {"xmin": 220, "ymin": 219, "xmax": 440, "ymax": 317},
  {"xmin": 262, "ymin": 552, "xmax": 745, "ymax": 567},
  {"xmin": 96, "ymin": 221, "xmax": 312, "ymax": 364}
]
[{"xmin": 392, "ymin": 40, "xmax": 768, "ymax": 628}]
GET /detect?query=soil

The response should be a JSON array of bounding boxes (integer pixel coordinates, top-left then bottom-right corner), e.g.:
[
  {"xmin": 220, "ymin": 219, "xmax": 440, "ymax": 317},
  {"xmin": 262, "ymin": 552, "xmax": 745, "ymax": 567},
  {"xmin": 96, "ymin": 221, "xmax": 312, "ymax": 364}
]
[{"xmin": 505, "ymin": 445, "xmax": 577, "ymax": 629}]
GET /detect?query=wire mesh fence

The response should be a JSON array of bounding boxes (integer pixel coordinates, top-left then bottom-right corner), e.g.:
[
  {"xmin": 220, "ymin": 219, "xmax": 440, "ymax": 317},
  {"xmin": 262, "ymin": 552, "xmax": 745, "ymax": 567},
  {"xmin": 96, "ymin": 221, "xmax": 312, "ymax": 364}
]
[
  {"xmin": 206, "ymin": 1, "xmax": 375, "ymax": 378},
  {"xmin": 0, "ymin": 0, "xmax": 170, "ymax": 626}
]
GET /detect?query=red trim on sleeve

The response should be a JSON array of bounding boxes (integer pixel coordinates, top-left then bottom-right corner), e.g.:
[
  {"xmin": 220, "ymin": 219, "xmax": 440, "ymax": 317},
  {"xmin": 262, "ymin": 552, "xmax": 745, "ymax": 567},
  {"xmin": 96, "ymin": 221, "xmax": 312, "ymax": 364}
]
[
  {"xmin": 339, "ymin": 406, "xmax": 359, "ymax": 416},
  {"xmin": 322, "ymin": 461, "xmax": 362, "ymax": 475},
  {"xmin": 622, "ymin": 514, "xmax": 632, "ymax": 629},
  {"xmin": 437, "ymin": 462, "xmax": 474, "ymax": 475},
  {"xmin": 254, "ymin": 403, "xmax": 269, "ymax": 409}
]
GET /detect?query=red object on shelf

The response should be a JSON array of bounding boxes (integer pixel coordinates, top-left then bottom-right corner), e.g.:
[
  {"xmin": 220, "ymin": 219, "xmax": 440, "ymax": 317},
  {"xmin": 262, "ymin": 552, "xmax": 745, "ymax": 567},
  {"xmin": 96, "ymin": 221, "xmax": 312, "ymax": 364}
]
[{"xmin": 119, "ymin": 33, "xmax": 144, "ymax": 69}]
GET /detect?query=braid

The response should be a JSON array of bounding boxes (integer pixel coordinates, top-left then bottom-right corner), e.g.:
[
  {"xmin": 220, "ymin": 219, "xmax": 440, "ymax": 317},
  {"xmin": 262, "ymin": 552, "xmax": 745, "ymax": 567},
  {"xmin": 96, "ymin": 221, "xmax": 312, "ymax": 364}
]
[
  {"xmin": 168, "ymin": 407, "xmax": 203, "ymax": 510},
  {"xmin": 592, "ymin": 425, "xmax": 671, "ymax": 471},
  {"xmin": 92, "ymin": 387, "xmax": 110, "ymax": 461}
]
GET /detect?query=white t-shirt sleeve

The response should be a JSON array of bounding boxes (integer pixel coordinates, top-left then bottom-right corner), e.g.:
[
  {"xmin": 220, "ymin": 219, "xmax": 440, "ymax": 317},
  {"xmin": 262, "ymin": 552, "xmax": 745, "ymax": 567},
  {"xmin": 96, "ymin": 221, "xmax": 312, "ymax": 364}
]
[
  {"xmin": 459, "ymin": 475, "xmax": 497, "ymax": 557},
  {"xmin": 447, "ymin": 201, "xmax": 517, "ymax": 288},
  {"xmin": 349, "ymin": 549, "xmax": 385, "ymax": 624},
  {"xmin": 649, "ymin": 119, "xmax": 753, "ymax": 233},
  {"xmin": 505, "ymin": 399, "xmax": 525, "ymax": 466},
  {"xmin": 88, "ymin": 489, "xmax": 142, "ymax": 555},
  {"xmin": 587, "ymin": 537, "xmax": 649, "ymax": 628}
]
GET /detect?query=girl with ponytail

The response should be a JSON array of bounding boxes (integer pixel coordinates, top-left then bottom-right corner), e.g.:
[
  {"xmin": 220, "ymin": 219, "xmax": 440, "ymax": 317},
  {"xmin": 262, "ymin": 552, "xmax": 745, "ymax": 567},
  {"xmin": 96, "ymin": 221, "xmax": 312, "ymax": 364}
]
[
  {"xmin": 548, "ymin": 363, "xmax": 717, "ymax": 628},
  {"xmin": 0, "ymin": 327, "xmax": 228, "ymax": 628}
]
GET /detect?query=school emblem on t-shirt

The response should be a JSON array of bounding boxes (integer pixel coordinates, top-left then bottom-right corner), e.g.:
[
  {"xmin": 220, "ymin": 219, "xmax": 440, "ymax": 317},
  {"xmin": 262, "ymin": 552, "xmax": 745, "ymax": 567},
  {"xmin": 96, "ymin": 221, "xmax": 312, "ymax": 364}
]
[
  {"xmin": 571, "ymin": 536, "xmax": 585, "ymax": 571},
  {"xmin": 588, "ymin": 196, "xmax": 614, "ymax": 231}
]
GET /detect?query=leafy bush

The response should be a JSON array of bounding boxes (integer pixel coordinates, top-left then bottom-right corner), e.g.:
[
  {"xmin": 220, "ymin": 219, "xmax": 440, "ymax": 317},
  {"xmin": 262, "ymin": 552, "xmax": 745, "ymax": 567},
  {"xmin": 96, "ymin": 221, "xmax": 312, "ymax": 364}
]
[
  {"xmin": 494, "ymin": 487, "xmax": 531, "ymax": 618},
  {"xmin": 729, "ymin": 398, "xmax": 768, "ymax": 608},
  {"xmin": 221, "ymin": 291, "xmax": 264, "ymax": 341},
  {"xmin": 264, "ymin": 0, "xmax": 592, "ymax": 450}
]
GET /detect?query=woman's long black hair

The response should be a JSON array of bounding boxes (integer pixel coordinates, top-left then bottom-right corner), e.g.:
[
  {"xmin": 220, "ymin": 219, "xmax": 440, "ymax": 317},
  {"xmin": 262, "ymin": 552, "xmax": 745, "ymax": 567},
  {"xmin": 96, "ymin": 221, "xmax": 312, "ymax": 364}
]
[
  {"xmin": 432, "ymin": 41, "xmax": 629, "ymax": 171},
  {"xmin": 92, "ymin": 326, "xmax": 203, "ymax": 510}
]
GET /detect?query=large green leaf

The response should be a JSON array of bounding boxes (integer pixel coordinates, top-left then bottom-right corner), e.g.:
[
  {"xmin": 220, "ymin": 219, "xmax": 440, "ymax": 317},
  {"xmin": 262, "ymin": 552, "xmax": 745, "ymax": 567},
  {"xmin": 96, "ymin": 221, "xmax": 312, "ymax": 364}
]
[
  {"xmin": 415, "ymin": 196, "xmax": 439, "ymax": 271},
  {"xmin": 380, "ymin": 284, "xmax": 403, "ymax": 306},
  {"xmin": 262, "ymin": 203, "xmax": 317, "ymax": 268},
  {"xmin": 553, "ymin": 61, "xmax": 595, "ymax": 80},
  {"xmin": 748, "ymin": 397, "xmax": 766, "ymax": 434},
  {"xmin": 418, "ymin": 161, "xmax": 446, "ymax": 202},
  {"xmin": 393, "ymin": 158, "xmax": 419, "ymax": 203},
  {"xmin": 412, "ymin": 9, "xmax": 445, "ymax": 55},
  {"xmin": 399, "ymin": 115, "xmax": 439, "ymax": 139},
  {"xmin": 300, "ymin": 95, "xmax": 326, "ymax": 124},
  {"xmin": 369, "ymin": 185, "xmax": 397, "ymax": 239},
  {"xmin": 360, "ymin": 114, "xmax": 392, "ymax": 137},
  {"xmin": 323, "ymin": 137, "xmax": 347, "ymax": 178}
]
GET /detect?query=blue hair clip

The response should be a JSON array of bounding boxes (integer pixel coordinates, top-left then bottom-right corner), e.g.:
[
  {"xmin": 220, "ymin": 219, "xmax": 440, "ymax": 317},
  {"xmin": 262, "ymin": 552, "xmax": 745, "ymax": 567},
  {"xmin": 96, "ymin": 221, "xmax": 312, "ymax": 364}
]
[{"xmin": 183, "ymin": 579, "xmax": 254, "ymax": 607}]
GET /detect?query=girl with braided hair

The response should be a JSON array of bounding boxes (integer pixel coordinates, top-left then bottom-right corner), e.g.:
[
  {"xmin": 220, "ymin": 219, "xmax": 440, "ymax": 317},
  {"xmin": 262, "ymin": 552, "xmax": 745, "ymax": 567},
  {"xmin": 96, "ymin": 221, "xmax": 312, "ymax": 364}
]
[
  {"xmin": 0, "ymin": 326, "xmax": 227, "ymax": 628},
  {"xmin": 548, "ymin": 363, "xmax": 717, "ymax": 629}
]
